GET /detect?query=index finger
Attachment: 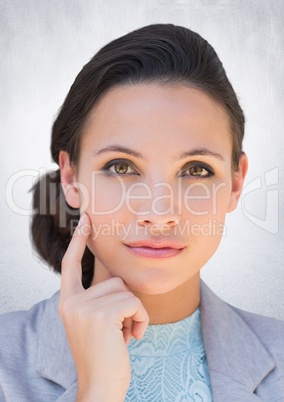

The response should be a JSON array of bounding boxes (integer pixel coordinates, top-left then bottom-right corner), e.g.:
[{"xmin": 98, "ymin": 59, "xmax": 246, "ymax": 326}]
[{"xmin": 60, "ymin": 212, "xmax": 92, "ymax": 299}]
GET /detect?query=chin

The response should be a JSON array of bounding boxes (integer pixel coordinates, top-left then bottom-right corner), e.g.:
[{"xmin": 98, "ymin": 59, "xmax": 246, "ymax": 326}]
[{"xmin": 125, "ymin": 275, "xmax": 181, "ymax": 296}]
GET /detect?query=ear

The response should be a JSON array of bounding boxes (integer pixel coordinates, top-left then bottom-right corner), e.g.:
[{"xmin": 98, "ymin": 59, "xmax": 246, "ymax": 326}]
[
  {"xmin": 227, "ymin": 152, "xmax": 248, "ymax": 213},
  {"xmin": 59, "ymin": 150, "xmax": 81, "ymax": 209}
]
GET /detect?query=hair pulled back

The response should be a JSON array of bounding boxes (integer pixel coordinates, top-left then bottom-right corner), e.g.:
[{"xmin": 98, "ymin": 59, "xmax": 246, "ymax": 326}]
[{"xmin": 30, "ymin": 23, "xmax": 245, "ymax": 288}]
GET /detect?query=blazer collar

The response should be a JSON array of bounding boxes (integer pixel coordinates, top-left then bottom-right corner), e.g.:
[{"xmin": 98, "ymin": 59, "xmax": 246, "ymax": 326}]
[
  {"xmin": 35, "ymin": 281, "xmax": 275, "ymax": 400},
  {"xmin": 200, "ymin": 280, "xmax": 275, "ymax": 401}
]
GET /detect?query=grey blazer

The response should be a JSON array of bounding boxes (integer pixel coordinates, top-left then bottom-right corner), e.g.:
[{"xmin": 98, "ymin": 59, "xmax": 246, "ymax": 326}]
[{"xmin": 0, "ymin": 280, "xmax": 283, "ymax": 401}]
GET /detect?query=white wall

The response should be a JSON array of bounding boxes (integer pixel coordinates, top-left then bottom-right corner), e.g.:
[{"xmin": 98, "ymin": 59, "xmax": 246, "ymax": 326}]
[{"xmin": 1, "ymin": 0, "xmax": 283, "ymax": 319}]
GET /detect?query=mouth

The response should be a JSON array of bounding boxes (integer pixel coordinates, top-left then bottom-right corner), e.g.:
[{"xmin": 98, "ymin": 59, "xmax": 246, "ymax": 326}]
[{"xmin": 124, "ymin": 240, "xmax": 186, "ymax": 259}]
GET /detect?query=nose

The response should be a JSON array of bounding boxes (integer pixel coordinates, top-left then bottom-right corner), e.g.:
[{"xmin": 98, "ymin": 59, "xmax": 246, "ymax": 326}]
[
  {"xmin": 137, "ymin": 216, "xmax": 179, "ymax": 234},
  {"xmin": 137, "ymin": 217, "xmax": 179, "ymax": 236},
  {"xmin": 134, "ymin": 182, "xmax": 181, "ymax": 231}
]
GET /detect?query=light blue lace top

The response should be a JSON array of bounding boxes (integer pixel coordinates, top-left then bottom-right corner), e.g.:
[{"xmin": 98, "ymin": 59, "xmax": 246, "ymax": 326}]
[{"xmin": 125, "ymin": 307, "xmax": 212, "ymax": 401}]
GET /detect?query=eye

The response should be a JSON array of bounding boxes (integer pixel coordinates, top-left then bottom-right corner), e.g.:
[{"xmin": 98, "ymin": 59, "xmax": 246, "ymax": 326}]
[
  {"xmin": 102, "ymin": 159, "xmax": 138, "ymax": 175},
  {"xmin": 180, "ymin": 162, "xmax": 215, "ymax": 178}
]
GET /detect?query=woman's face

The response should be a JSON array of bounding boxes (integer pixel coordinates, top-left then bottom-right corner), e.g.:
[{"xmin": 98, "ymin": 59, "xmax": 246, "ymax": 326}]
[{"xmin": 68, "ymin": 84, "xmax": 246, "ymax": 295}]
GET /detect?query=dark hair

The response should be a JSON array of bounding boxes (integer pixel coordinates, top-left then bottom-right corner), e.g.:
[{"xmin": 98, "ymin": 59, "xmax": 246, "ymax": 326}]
[{"xmin": 30, "ymin": 23, "xmax": 245, "ymax": 288}]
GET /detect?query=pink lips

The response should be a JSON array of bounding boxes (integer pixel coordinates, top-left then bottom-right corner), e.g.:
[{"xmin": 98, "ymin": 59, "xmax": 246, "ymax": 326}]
[{"xmin": 125, "ymin": 240, "xmax": 186, "ymax": 259}]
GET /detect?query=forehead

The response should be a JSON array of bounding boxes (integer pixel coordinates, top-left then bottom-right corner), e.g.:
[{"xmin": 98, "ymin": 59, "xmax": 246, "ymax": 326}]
[{"xmin": 82, "ymin": 84, "xmax": 232, "ymax": 156}]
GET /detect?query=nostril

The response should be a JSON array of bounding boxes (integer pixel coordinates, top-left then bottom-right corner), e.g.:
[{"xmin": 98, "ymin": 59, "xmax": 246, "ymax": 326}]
[
  {"xmin": 137, "ymin": 219, "xmax": 151, "ymax": 226},
  {"xmin": 168, "ymin": 219, "xmax": 179, "ymax": 226},
  {"xmin": 137, "ymin": 219, "xmax": 179, "ymax": 227}
]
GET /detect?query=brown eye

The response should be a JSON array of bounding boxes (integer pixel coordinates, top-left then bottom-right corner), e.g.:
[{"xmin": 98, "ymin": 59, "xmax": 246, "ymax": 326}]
[
  {"xmin": 114, "ymin": 163, "xmax": 129, "ymax": 174},
  {"xmin": 180, "ymin": 163, "xmax": 215, "ymax": 178},
  {"xmin": 189, "ymin": 166, "xmax": 207, "ymax": 176},
  {"xmin": 102, "ymin": 159, "xmax": 138, "ymax": 175}
]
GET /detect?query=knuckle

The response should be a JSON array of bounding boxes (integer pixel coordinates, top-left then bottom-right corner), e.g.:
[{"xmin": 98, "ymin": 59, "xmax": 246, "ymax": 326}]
[
  {"xmin": 68, "ymin": 301, "xmax": 92, "ymax": 324},
  {"xmin": 91, "ymin": 307, "xmax": 109, "ymax": 323},
  {"xmin": 111, "ymin": 277, "xmax": 125, "ymax": 287},
  {"xmin": 124, "ymin": 290, "xmax": 135, "ymax": 299},
  {"xmin": 131, "ymin": 296, "xmax": 146, "ymax": 313},
  {"xmin": 131, "ymin": 295, "xmax": 140, "ymax": 304},
  {"xmin": 72, "ymin": 303, "xmax": 108, "ymax": 325},
  {"xmin": 59, "ymin": 297, "xmax": 75, "ymax": 318},
  {"xmin": 73, "ymin": 303, "xmax": 87, "ymax": 321}
]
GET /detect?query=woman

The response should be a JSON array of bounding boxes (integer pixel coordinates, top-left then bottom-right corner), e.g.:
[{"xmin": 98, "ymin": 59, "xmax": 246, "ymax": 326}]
[{"xmin": 0, "ymin": 24, "xmax": 283, "ymax": 402}]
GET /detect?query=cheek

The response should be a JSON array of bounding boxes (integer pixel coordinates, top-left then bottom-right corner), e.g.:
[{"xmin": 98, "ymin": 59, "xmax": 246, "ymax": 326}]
[
  {"xmin": 81, "ymin": 173, "xmax": 128, "ymax": 216},
  {"xmin": 86, "ymin": 221, "xmax": 117, "ymax": 259},
  {"xmin": 86, "ymin": 220, "xmax": 129, "ymax": 273},
  {"xmin": 85, "ymin": 206, "xmax": 126, "ymax": 256},
  {"xmin": 182, "ymin": 181, "xmax": 231, "ymax": 220}
]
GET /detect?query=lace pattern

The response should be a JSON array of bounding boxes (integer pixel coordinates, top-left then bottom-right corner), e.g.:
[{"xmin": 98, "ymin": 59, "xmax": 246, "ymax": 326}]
[{"xmin": 125, "ymin": 308, "xmax": 212, "ymax": 401}]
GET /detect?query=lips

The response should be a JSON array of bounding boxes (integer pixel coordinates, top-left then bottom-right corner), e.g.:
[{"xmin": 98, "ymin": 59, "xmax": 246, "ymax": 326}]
[
  {"xmin": 125, "ymin": 240, "xmax": 186, "ymax": 249},
  {"xmin": 124, "ymin": 240, "xmax": 186, "ymax": 258}
]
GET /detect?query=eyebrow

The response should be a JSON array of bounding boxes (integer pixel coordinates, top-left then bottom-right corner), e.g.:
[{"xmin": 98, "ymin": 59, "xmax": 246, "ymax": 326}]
[
  {"xmin": 94, "ymin": 145, "xmax": 224, "ymax": 161},
  {"xmin": 178, "ymin": 149, "xmax": 224, "ymax": 161},
  {"xmin": 95, "ymin": 145, "xmax": 146, "ymax": 159}
]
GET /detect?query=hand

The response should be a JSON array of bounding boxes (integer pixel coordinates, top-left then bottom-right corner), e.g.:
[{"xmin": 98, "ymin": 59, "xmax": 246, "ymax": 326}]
[{"xmin": 58, "ymin": 212, "xmax": 149, "ymax": 401}]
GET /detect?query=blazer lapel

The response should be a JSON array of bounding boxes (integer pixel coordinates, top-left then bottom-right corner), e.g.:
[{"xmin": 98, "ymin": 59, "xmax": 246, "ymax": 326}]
[
  {"xmin": 55, "ymin": 381, "xmax": 78, "ymax": 401},
  {"xmin": 200, "ymin": 280, "xmax": 275, "ymax": 401}
]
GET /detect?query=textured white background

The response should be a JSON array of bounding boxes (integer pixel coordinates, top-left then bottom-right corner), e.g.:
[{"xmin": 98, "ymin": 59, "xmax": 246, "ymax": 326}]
[{"xmin": 1, "ymin": 0, "xmax": 283, "ymax": 319}]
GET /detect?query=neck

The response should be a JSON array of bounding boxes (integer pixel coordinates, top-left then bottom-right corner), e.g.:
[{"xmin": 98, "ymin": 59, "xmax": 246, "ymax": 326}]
[{"xmin": 131, "ymin": 273, "xmax": 200, "ymax": 324}]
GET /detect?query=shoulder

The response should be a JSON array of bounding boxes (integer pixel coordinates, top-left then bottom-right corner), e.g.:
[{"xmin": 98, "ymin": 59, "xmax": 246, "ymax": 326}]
[
  {"xmin": 0, "ymin": 299, "xmax": 46, "ymax": 351},
  {"xmin": 232, "ymin": 305, "xmax": 284, "ymax": 359},
  {"xmin": 234, "ymin": 305, "xmax": 284, "ymax": 335},
  {"xmin": 231, "ymin": 306, "xmax": 284, "ymax": 399},
  {"xmin": 200, "ymin": 280, "xmax": 284, "ymax": 352},
  {"xmin": 0, "ymin": 292, "xmax": 62, "ymax": 401},
  {"xmin": 0, "ymin": 293, "xmax": 55, "ymax": 345},
  {"xmin": 0, "ymin": 291, "xmax": 60, "ymax": 354},
  {"xmin": 0, "ymin": 297, "xmax": 47, "ymax": 328},
  {"xmin": 201, "ymin": 280, "xmax": 284, "ymax": 361},
  {"xmin": 200, "ymin": 281, "xmax": 284, "ymax": 399}
]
